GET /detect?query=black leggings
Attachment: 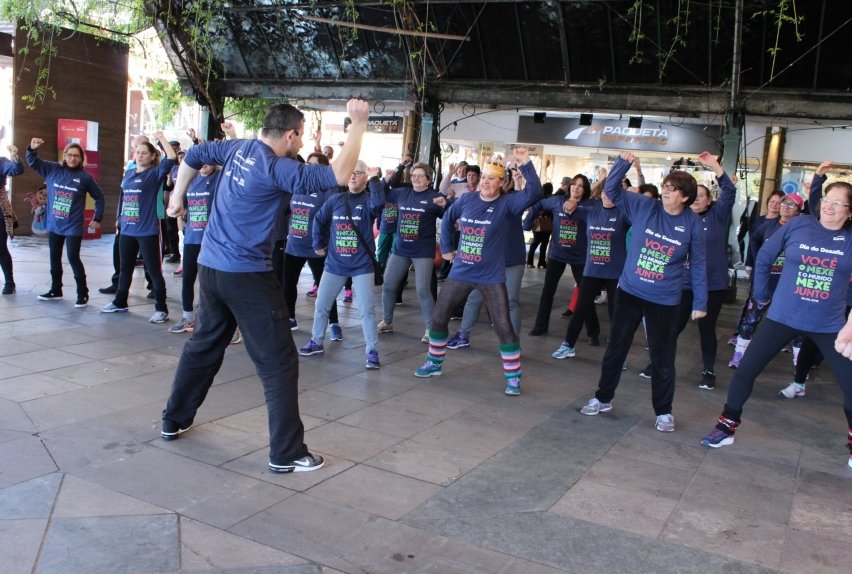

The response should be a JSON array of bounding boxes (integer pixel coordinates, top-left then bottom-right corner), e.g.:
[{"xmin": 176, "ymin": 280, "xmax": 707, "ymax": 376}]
[
  {"xmin": 282, "ymin": 253, "xmax": 337, "ymax": 324},
  {"xmin": 48, "ymin": 232, "xmax": 86, "ymax": 295},
  {"xmin": 674, "ymin": 289, "xmax": 728, "ymax": 372},
  {"xmin": 532, "ymin": 260, "xmax": 598, "ymax": 335},
  {"xmin": 596, "ymin": 289, "xmax": 680, "ymax": 415},
  {"xmin": 527, "ymin": 231, "xmax": 550, "ymax": 267},
  {"xmin": 794, "ymin": 305, "xmax": 850, "ymax": 383},
  {"xmin": 723, "ymin": 318, "xmax": 852, "ymax": 429},
  {"xmin": 564, "ymin": 276, "xmax": 617, "ymax": 346},
  {"xmin": 181, "ymin": 243, "xmax": 201, "ymax": 313},
  {"xmin": 0, "ymin": 223, "xmax": 12, "ymax": 283},
  {"xmin": 116, "ymin": 234, "xmax": 167, "ymax": 312}
]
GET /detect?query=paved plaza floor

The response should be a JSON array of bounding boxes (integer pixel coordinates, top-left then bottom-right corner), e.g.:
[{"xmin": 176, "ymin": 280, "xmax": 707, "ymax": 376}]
[{"xmin": 0, "ymin": 235, "xmax": 850, "ymax": 574}]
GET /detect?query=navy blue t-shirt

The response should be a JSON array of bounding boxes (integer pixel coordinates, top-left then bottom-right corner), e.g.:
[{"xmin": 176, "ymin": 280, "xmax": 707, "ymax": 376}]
[
  {"xmin": 755, "ymin": 216, "xmax": 852, "ymax": 333},
  {"xmin": 184, "ymin": 139, "xmax": 338, "ymax": 272},
  {"xmin": 120, "ymin": 159, "xmax": 175, "ymax": 237},
  {"xmin": 442, "ymin": 161, "xmax": 542, "ymax": 284},
  {"xmin": 527, "ymin": 195, "xmax": 588, "ymax": 264},
  {"xmin": 684, "ymin": 173, "xmax": 737, "ymax": 291},
  {"xmin": 381, "ymin": 184, "xmax": 445, "ymax": 258},
  {"xmin": 607, "ymin": 156, "xmax": 708, "ymax": 310},
  {"xmin": 285, "ymin": 187, "xmax": 339, "ymax": 258},
  {"xmin": 571, "ymin": 202, "xmax": 631, "ymax": 280},
  {"xmin": 313, "ymin": 188, "xmax": 385, "ymax": 276},
  {"xmin": 26, "ymin": 147, "xmax": 105, "ymax": 236},
  {"xmin": 183, "ymin": 170, "xmax": 221, "ymax": 245}
]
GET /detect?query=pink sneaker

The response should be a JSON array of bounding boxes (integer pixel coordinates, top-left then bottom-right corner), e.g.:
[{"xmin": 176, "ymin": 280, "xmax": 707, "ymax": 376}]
[
  {"xmin": 343, "ymin": 289, "xmax": 353, "ymax": 303},
  {"xmin": 306, "ymin": 284, "xmax": 318, "ymax": 297}
]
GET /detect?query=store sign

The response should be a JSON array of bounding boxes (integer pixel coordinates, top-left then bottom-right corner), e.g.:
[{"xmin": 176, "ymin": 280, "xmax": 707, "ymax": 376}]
[
  {"xmin": 344, "ymin": 116, "xmax": 403, "ymax": 134},
  {"xmin": 518, "ymin": 117, "xmax": 720, "ymax": 154}
]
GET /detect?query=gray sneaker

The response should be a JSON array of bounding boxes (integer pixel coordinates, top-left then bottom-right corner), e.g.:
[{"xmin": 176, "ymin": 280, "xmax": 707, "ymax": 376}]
[
  {"xmin": 149, "ymin": 311, "xmax": 169, "ymax": 324},
  {"xmin": 655, "ymin": 413, "xmax": 675, "ymax": 432},
  {"xmin": 580, "ymin": 397, "xmax": 612, "ymax": 416},
  {"xmin": 168, "ymin": 317, "xmax": 194, "ymax": 333}
]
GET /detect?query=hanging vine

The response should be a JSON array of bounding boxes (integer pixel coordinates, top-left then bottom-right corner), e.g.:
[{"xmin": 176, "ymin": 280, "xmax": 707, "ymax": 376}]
[{"xmin": 752, "ymin": 0, "xmax": 804, "ymax": 81}]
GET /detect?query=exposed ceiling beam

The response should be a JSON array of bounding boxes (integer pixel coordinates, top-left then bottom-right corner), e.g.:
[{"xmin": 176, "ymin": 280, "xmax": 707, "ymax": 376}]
[{"xmin": 201, "ymin": 77, "xmax": 852, "ymax": 120}]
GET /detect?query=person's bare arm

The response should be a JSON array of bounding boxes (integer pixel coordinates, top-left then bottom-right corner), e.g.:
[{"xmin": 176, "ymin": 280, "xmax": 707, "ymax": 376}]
[{"xmin": 331, "ymin": 100, "xmax": 369, "ymax": 185}]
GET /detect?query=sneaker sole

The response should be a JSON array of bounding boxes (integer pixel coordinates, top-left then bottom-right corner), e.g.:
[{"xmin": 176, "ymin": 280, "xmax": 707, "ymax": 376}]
[
  {"xmin": 74, "ymin": 303, "xmax": 88, "ymax": 308},
  {"xmin": 638, "ymin": 373, "xmax": 652, "ymax": 379},
  {"xmin": 366, "ymin": 363, "xmax": 381, "ymax": 370},
  {"xmin": 504, "ymin": 387, "xmax": 521, "ymax": 396},
  {"xmin": 552, "ymin": 352, "xmax": 575, "ymax": 359},
  {"xmin": 38, "ymin": 297, "xmax": 62, "ymax": 301},
  {"xmin": 268, "ymin": 460, "xmax": 325, "ymax": 473},
  {"xmin": 698, "ymin": 384, "xmax": 716, "ymax": 390},
  {"xmin": 330, "ymin": 336, "xmax": 343, "ymax": 341},
  {"xmin": 580, "ymin": 405, "xmax": 612, "ymax": 416},
  {"xmin": 101, "ymin": 307, "xmax": 128, "ymax": 313},
  {"xmin": 149, "ymin": 317, "xmax": 169, "ymax": 324},
  {"xmin": 414, "ymin": 369, "xmax": 442, "ymax": 378},
  {"xmin": 161, "ymin": 425, "xmax": 192, "ymax": 441},
  {"xmin": 447, "ymin": 344, "xmax": 469, "ymax": 350},
  {"xmin": 656, "ymin": 425, "xmax": 675, "ymax": 433},
  {"xmin": 779, "ymin": 392, "xmax": 805, "ymax": 399},
  {"xmin": 702, "ymin": 435, "xmax": 735, "ymax": 448},
  {"xmin": 299, "ymin": 350, "xmax": 324, "ymax": 356}
]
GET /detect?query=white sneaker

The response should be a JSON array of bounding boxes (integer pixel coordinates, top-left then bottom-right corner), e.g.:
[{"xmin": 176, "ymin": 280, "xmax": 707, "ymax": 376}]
[
  {"xmin": 779, "ymin": 382, "xmax": 806, "ymax": 399},
  {"xmin": 580, "ymin": 398, "xmax": 612, "ymax": 416},
  {"xmin": 149, "ymin": 311, "xmax": 169, "ymax": 324},
  {"xmin": 421, "ymin": 330, "xmax": 430, "ymax": 344},
  {"xmin": 655, "ymin": 414, "xmax": 675, "ymax": 432},
  {"xmin": 377, "ymin": 320, "xmax": 393, "ymax": 334},
  {"xmin": 594, "ymin": 292, "xmax": 608, "ymax": 305}
]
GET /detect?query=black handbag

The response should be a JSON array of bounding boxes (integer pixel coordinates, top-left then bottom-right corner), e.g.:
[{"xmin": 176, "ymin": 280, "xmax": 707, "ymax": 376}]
[{"xmin": 343, "ymin": 194, "xmax": 383, "ymax": 285}]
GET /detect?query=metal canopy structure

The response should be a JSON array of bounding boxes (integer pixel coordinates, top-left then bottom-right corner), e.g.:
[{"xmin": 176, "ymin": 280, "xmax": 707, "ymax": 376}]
[{"xmin": 151, "ymin": 1, "xmax": 852, "ymax": 120}]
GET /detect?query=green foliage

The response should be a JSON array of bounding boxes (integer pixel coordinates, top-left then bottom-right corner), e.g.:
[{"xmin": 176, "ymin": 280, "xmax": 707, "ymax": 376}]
[
  {"xmin": 224, "ymin": 97, "xmax": 289, "ymax": 135},
  {"xmin": 149, "ymin": 79, "xmax": 192, "ymax": 127},
  {"xmin": 752, "ymin": 0, "xmax": 804, "ymax": 81}
]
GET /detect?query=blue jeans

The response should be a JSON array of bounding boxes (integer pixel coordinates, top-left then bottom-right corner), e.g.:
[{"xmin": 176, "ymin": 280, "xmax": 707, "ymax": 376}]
[
  {"xmin": 460, "ymin": 264, "xmax": 525, "ymax": 336},
  {"xmin": 312, "ymin": 271, "xmax": 378, "ymax": 351}
]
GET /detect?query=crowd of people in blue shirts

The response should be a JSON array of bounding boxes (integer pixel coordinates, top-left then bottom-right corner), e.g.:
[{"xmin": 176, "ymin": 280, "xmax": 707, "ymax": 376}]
[{"xmin": 2, "ymin": 99, "xmax": 851, "ymax": 473}]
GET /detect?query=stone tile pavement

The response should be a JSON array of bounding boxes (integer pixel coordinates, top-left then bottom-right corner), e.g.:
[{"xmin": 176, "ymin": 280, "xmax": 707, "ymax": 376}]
[{"xmin": 0, "ymin": 235, "xmax": 850, "ymax": 573}]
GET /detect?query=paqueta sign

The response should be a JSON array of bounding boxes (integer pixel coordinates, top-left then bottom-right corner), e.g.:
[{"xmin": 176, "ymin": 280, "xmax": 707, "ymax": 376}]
[
  {"xmin": 518, "ymin": 117, "xmax": 721, "ymax": 154},
  {"xmin": 344, "ymin": 116, "xmax": 403, "ymax": 134}
]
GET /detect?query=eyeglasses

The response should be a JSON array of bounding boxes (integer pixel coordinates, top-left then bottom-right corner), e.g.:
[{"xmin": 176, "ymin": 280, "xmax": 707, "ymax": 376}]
[
  {"xmin": 823, "ymin": 199, "xmax": 850, "ymax": 209},
  {"xmin": 352, "ymin": 170, "xmax": 366, "ymax": 177},
  {"xmin": 780, "ymin": 201, "xmax": 799, "ymax": 208},
  {"xmin": 410, "ymin": 174, "xmax": 428, "ymax": 180},
  {"xmin": 65, "ymin": 153, "xmax": 82, "ymax": 159},
  {"xmin": 662, "ymin": 183, "xmax": 681, "ymax": 192}
]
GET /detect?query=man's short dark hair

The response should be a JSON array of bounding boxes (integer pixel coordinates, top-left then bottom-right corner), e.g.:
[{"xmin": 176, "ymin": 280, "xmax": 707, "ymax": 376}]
[
  {"xmin": 466, "ymin": 165, "xmax": 480, "ymax": 177},
  {"xmin": 261, "ymin": 104, "xmax": 304, "ymax": 138}
]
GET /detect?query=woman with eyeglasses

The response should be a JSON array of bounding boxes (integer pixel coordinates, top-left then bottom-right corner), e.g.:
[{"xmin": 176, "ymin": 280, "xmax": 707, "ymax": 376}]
[
  {"xmin": 580, "ymin": 152, "xmax": 707, "ymax": 434},
  {"xmin": 778, "ymin": 161, "xmax": 852, "ymax": 399},
  {"xmin": 642, "ymin": 152, "xmax": 737, "ymax": 390},
  {"xmin": 301, "ymin": 161, "xmax": 387, "ymax": 369},
  {"xmin": 26, "ymin": 138, "xmax": 105, "ymax": 306},
  {"xmin": 728, "ymin": 191, "xmax": 804, "ymax": 368},
  {"xmin": 702, "ymin": 175, "xmax": 852, "ymax": 468},
  {"xmin": 377, "ymin": 162, "xmax": 447, "ymax": 343},
  {"xmin": 101, "ymin": 132, "xmax": 176, "ymax": 323}
]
